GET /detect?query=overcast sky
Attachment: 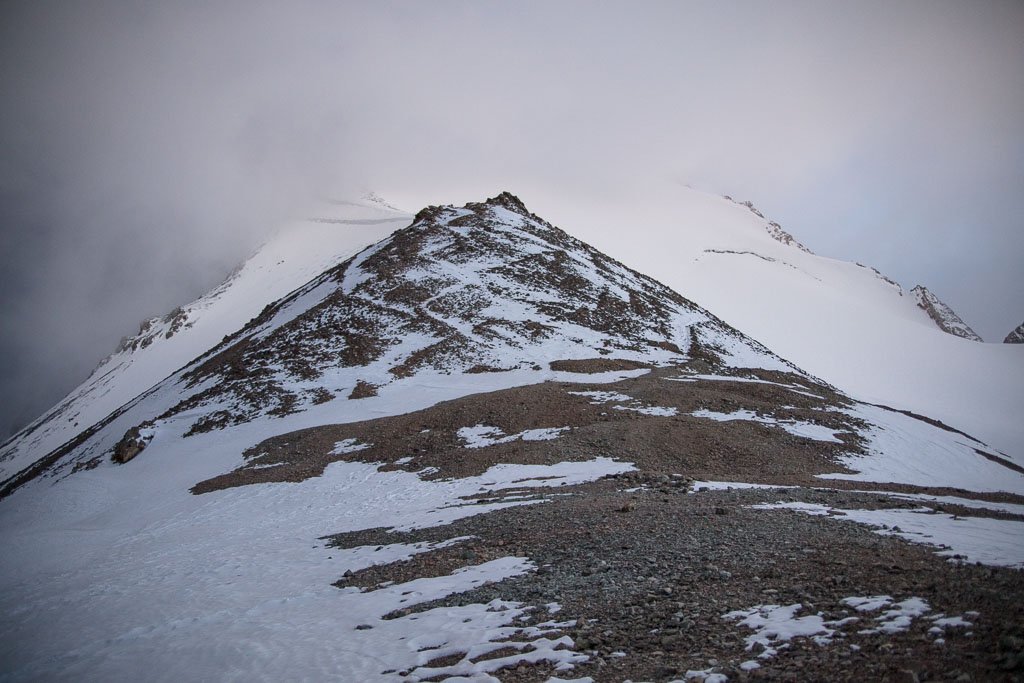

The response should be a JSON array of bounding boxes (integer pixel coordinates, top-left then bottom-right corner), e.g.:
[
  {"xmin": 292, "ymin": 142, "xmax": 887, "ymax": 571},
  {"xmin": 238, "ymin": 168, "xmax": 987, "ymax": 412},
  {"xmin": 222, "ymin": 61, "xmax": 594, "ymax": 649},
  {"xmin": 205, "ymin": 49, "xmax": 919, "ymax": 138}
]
[{"xmin": 1, "ymin": 0, "xmax": 1022, "ymax": 438}]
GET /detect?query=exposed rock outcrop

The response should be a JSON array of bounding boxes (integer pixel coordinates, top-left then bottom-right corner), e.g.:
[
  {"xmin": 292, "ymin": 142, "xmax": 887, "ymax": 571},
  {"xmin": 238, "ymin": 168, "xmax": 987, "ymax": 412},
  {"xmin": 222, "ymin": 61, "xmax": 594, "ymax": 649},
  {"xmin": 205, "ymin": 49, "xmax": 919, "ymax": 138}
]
[
  {"xmin": 1005, "ymin": 321, "xmax": 1024, "ymax": 344},
  {"xmin": 911, "ymin": 286, "xmax": 982, "ymax": 341}
]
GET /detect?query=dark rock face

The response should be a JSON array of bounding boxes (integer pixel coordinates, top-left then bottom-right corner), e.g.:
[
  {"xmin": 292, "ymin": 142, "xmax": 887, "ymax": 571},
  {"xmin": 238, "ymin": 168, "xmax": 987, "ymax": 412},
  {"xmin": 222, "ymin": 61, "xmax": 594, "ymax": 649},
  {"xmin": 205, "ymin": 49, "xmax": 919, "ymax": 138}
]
[
  {"xmin": 1005, "ymin": 322, "xmax": 1024, "ymax": 344},
  {"xmin": 911, "ymin": 286, "xmax": 982, "ymax": 341}
]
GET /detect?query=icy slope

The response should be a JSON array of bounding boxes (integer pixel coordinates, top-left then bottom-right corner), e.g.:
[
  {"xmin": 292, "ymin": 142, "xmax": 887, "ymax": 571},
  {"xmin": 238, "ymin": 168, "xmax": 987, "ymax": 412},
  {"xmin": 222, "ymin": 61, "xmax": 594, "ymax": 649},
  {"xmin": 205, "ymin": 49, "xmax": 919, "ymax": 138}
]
[
  {"xmin": 0, "ymin": 196, "xmax": 411, "ymax": 481},
  {"xmin": 546, "ymin": 186, "xmax": 1024, "ymax": 456}
]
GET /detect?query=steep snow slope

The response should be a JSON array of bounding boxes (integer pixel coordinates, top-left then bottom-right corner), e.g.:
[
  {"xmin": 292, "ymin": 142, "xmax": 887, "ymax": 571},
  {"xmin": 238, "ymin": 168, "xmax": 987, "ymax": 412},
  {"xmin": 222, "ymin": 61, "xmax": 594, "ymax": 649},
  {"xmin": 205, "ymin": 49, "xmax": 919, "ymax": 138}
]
[
  {"xmin": 543, "ymin": 186, "xmax": 1023, "ymax": 456},
  {"xmin": 0, "ymin": 196, "xmax": 411, "ymax": 481}
]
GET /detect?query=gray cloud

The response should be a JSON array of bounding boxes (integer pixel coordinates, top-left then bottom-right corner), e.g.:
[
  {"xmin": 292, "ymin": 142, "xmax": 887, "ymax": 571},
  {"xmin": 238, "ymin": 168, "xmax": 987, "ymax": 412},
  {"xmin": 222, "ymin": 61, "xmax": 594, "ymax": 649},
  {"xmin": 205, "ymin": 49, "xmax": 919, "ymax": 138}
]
[{"xmin": 1, "ymin": 0, "xmax": 1022, "ymax": 437}]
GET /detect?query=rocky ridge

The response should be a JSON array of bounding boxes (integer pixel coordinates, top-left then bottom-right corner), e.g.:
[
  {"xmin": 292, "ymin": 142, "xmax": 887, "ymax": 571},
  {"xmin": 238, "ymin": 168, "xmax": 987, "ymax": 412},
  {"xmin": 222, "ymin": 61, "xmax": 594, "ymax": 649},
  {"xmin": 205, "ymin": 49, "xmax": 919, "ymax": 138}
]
[
  {"xmin": 911, "ymin": 286, "xmax": 983, "ymax": 341},
  {"xmin": 147, "ymin": 192, "xmax": 788, "ymax": 439},
  {"xmin": 1005, "ymin": 322, "xmax": 1024, "ymax": 344}
]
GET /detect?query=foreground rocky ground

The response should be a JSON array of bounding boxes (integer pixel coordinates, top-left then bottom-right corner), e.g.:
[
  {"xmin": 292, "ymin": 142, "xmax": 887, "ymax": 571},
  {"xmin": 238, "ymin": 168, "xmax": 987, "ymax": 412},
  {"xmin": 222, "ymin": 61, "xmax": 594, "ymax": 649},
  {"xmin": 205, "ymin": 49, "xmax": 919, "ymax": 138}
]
[
  {"xmin": 328, "ymin": 479, "xmax": 1024, "ymax": 682},
  {"xmin": 192, "ymin": 363, "xmax": 1024, "ymax": 682}
]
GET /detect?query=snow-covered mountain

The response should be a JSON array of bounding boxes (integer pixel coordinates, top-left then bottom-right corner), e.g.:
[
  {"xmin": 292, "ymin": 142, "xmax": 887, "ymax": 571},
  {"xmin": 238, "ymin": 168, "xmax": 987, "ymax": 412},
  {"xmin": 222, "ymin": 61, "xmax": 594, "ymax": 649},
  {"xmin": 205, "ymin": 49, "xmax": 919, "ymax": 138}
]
[
  {"xmin": 2, "ymin": 192, "xmax": 1022, "ymax": 682},
  {"xmin": 0, "ymin": 195, "xmax": 411, "ymax": 482},
  {"xmin": 2, "ymin": 192, "xmax": 792, "ymax": 492},
  {"xmin": 542, "ymin": 186, "xmax": 1023, "ymax": 455},
  {"xmin": 910, "ymin": 285, "xmax": 982, "ymax": 341}
]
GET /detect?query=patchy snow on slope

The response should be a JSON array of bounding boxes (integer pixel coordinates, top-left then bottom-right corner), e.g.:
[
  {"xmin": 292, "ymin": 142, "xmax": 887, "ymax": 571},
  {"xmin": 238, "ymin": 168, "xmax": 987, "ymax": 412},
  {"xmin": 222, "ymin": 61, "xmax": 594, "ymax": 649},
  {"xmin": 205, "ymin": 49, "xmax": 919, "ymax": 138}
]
[
  {"xmin": 567, "ymin": 390, "xmax": 633, "ymax": 404},
  {"xmin": 722, "ymin": 603, "xmax": 841, "ymax": 658},
  {"xmin": 0, "ymin": 362, "xmax": 646, "ymax": 682},
  {"xmin": 691, "ymin": 409, "xmax": 845, "ymax": 443},
  {"xmin": 667, "ymin": 374, "xmax": 826, "ymax": 400},
  {"xmin": 331, "ymin": 437, "xmax": 370, "ymax": 455},
  {"xmin": 613, "ymin": 404, "xmax": 678, "ymax": 417},
  {"xmin": 724, "ymin": 596, "xmax": 967, "ymax": 663},
  {"xmin": 751, "ymin": 501, "xmax": 1024, "ymax": 568}
]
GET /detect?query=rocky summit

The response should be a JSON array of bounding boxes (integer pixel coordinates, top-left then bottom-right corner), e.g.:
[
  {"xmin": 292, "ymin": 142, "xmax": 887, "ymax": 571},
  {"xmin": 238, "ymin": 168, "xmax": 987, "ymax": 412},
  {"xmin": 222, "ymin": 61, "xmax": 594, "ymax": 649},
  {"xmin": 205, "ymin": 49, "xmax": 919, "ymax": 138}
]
[{"xmin": 1, "ymin": 193, "xmax": 1022, "ymax": 683}]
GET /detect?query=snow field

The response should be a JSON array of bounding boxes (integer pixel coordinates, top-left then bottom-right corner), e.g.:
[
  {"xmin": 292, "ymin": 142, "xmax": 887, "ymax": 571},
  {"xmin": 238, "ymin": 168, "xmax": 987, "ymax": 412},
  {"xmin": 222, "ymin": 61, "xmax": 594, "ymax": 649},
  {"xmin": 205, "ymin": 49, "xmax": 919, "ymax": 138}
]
[{"xmin": 0, "ymin": 368, "xmax": 641, "ymax": 682}]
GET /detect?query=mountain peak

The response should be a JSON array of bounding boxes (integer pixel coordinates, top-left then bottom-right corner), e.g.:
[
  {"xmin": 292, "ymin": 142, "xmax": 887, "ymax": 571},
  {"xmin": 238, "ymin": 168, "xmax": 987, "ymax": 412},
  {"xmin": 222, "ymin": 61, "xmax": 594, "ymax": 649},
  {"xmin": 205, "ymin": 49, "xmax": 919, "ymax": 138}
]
[
  {"xmin": 484, "ymin": 190, "xmax": 531, "ymax": 215},
  {"xmin": 1005, "ymin": 321, "xmax": 1024, "ymax": 344},
  {"xmin": 108, "ymin": 195, "xmax": 787, "ymax": 441},
  {"xmin": 911, "ymin": 285, "xmax": 982, "ymax": 341}
]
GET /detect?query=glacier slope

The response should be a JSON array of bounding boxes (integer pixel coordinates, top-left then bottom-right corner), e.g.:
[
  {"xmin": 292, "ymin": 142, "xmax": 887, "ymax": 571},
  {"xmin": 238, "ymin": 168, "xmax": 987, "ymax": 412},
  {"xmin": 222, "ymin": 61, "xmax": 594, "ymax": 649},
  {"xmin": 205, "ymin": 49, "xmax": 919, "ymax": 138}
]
[{"xmin": 541, "ymin": 186, "xmax": 1023, "ymax": 457}]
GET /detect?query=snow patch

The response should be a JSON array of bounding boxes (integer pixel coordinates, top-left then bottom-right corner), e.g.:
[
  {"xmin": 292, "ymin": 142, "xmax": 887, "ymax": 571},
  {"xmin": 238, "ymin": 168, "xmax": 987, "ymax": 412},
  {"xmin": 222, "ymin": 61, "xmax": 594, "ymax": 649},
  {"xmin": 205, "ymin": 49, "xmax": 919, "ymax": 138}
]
[
  {"xmin": 691, "ymin": 409, "xmax": 845, "ymax": 443},
  {"xmin": 458, "ymin": 425, "xmax": 570, "ymax": 449},
  {"xmin": 330, "ymin": 438, "xmax": 371, "ymax": 455}
]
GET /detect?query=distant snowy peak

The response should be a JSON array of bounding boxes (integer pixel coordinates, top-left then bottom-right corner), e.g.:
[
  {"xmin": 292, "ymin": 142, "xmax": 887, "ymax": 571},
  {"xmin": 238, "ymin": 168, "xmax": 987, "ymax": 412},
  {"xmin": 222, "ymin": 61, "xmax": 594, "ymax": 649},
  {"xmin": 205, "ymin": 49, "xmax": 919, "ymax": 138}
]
[
  {"xmin": 1005, "ymin": 322, "xmax": 1024, "ymax": 344},
  {"xmin": 911, "ymin": 286, "xmax": 982, "ymax": 342},
  {"xmin": 723, "ymin": 195, "xmax": 813, "ymax": 253}
]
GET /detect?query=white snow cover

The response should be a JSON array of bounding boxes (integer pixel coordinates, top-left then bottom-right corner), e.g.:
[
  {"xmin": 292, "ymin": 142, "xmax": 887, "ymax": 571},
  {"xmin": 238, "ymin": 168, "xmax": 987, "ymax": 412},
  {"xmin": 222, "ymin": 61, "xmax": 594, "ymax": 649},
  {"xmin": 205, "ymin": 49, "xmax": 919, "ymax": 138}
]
[
  {"xmin": 0, "ymin": 196, "xmax": 412, "ymax": 481},
  {"xmin": 0, "ymin": 368, "xmax": 640, "ymax": 681},
  {"xmin": 821, "ymin": 403, "xmax": 1024, "ymax": 494},
  {"xmin": 613, "ymin": 404, "xmax": 678, "ymax": 417},
  {"xmin": 545, "ymin": 185, "xmax": 1024, "ymax": 456},
  {"xmin": 330, "ymin": 437, "xmax": 371, "ymax": 455}
]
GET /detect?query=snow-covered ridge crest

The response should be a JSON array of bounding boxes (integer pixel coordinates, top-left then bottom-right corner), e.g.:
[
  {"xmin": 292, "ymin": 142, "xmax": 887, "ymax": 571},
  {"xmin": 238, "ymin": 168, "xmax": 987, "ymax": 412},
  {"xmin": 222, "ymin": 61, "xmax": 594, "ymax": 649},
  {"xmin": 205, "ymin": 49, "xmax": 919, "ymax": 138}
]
[
  {"xmin": 911, "ymin": 285, "xmax": 982, "ymax": 341},
  {"xmin": 723, "ymin": 195, "xmax": 813, "ymax": 254}
]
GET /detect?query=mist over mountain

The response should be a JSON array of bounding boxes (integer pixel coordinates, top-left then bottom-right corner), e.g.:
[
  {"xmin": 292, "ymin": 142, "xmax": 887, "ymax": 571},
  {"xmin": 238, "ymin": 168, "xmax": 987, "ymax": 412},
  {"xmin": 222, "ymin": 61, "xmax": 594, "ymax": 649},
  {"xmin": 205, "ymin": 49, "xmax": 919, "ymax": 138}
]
[{"xmin": 2, "ymin": 0, "xmax": 1024, "ymax": 439}]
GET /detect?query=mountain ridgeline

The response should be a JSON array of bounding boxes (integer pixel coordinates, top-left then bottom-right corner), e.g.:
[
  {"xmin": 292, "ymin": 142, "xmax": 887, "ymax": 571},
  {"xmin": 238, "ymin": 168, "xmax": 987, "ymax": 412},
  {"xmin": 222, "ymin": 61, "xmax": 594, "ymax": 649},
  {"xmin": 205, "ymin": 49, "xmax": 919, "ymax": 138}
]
[{"xmin": 129, "ymin": 192, "xmax": 788, "ymax": 443}]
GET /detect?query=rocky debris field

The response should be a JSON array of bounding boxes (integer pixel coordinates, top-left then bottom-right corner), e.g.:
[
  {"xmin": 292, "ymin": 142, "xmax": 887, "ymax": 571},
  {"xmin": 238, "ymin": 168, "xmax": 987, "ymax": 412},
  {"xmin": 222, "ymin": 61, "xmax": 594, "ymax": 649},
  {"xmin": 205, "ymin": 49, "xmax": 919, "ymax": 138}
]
[
  {"xmin": 326, "ymin": 478, "xmax": 1024, "ymax": 682},
  {"xmin": 194, "ymin": 365, "xmax": 861, "ymax": 494},
  {"xmin": 185, "ymin": 361, "xmax": 1024, "ymax": 681}
]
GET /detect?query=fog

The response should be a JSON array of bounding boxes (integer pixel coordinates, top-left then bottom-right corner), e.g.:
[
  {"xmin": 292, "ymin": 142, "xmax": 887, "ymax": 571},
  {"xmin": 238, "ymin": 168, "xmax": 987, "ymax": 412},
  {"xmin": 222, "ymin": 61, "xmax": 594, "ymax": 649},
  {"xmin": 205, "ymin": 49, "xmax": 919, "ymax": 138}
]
[{"xmin": 2, "ymin": 0, "xmax": 1022, "ymax": 438}]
